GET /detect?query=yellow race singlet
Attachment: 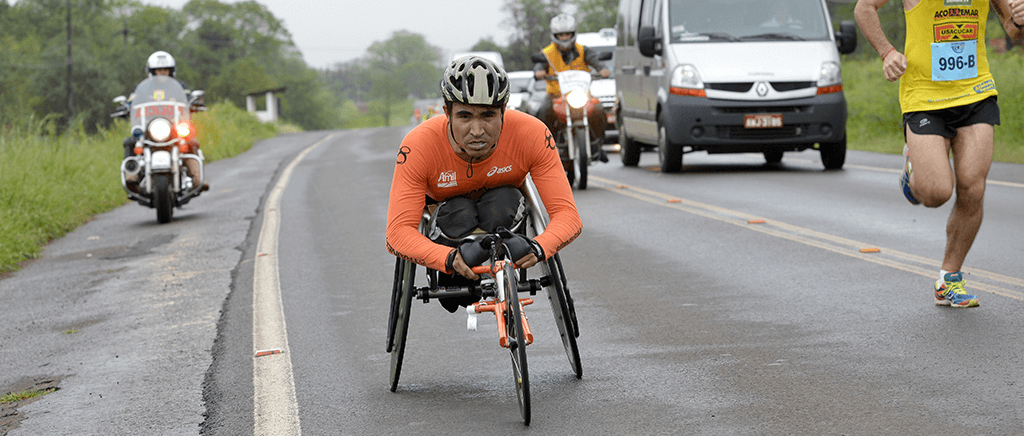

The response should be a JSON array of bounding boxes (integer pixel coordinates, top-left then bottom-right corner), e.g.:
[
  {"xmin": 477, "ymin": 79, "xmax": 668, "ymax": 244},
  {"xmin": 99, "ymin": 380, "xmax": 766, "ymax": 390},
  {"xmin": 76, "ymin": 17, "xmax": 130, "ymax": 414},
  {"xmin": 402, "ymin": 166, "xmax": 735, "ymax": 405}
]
[
  {"xmin": 900, "ymin": 0, "xmax": 997, "ymax": 113},
  {"xmin": 542, "ymin": 43, "xmax": 588, "ymax": 97}
]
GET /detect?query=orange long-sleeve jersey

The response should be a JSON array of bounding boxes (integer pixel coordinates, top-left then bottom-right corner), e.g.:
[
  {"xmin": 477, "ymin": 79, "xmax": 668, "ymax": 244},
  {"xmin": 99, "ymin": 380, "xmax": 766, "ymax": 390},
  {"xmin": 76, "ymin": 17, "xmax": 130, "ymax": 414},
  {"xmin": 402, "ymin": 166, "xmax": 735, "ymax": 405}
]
[{"xmin": 386, "ymin": 109, "xmax": 582, "ymax": 273}]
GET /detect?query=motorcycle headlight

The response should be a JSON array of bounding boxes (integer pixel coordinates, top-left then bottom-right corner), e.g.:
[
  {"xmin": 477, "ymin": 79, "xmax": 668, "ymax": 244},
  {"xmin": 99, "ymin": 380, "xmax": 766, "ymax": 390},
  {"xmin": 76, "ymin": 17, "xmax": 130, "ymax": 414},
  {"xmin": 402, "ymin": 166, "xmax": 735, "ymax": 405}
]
[
  {"xmin": 566, "ymin": 89, "xmax": 588, "ymax": 109},
  {"xmin": 148, "ymin": 118, "xmax": 173, "ymax": 142},
  {"xmin": 176, "ymin": 122, "xmax": 192, "ymax": 139}
]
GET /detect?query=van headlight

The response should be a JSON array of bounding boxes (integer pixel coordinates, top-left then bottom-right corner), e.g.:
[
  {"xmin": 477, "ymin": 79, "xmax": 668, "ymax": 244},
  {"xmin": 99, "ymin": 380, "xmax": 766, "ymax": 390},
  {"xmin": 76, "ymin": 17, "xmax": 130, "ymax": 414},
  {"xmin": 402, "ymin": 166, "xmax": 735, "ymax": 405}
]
[
  {"xmin": 566, "ymin": 89, "xmax": 589, "ymax": 109},
  {"xmin": 817, "ymin": 62, "xmax": 842, "ymax": 87},
  {"xmin": 669, "ymin": 64, "xmax": 705, "ymax": 97},
  {"xmin": 147, "ymin": 118, "xmax": 173, "ymax": 142}
]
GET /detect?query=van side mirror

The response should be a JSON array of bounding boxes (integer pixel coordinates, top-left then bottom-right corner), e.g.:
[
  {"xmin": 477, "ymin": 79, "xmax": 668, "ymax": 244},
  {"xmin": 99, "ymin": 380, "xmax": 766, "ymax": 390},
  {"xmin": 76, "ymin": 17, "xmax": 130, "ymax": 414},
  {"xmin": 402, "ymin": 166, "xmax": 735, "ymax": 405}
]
[
  {"xmin": 835, "ymin": 21, "xmax": 857, "ymax": 55},
  {"xmin": 638, "ymin": 26, "xmax": 662, "ymax": 57},
  {"xmin": 113, "ymin": 96, "xmax": 127, "ymax": 105}
]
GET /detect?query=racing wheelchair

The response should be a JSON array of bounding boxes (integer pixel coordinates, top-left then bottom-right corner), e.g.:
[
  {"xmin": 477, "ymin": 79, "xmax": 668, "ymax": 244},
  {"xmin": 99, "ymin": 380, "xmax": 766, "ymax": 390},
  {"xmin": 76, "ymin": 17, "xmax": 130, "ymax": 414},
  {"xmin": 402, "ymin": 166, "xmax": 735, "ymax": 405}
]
[{"xmin": 386, "ymin": 179, "xmax": 581, "ymax": 426}]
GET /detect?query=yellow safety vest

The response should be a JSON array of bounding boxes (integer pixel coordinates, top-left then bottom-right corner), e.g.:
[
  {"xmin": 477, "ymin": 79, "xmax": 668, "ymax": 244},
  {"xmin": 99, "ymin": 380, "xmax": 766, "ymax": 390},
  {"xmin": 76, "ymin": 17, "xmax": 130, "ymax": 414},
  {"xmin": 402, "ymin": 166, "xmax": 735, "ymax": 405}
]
[
  {"xmin": 543, "ymin": 43, "xmax": 589, "ymax": 97},
  {"xmin": 900, "ymin": 0, "xmax": 996, "ymax": 113}
]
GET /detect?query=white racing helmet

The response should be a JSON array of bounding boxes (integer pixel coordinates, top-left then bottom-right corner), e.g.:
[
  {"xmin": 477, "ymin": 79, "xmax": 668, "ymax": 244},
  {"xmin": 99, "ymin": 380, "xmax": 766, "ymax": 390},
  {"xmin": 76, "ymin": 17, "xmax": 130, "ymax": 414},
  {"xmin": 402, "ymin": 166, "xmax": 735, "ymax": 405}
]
[
  {"xmin": 550, "ymin": 14, "xmax": 577, "ymax": 49},
  {"xmin": 440, "ymin": 56, "xmax": 510, "ymax": 107},
  {"xmin": 146, "ymin": 51, "xmax": 176, "ymax": 77}
]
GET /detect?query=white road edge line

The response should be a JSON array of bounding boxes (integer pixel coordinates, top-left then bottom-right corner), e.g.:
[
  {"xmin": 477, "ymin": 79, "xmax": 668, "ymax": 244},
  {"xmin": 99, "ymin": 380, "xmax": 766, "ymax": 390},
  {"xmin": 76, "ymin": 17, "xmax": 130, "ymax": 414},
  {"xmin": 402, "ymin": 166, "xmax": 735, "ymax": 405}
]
[{"xmin": 253, "ymin": 133, "xmax": 335, "ymax": 435}]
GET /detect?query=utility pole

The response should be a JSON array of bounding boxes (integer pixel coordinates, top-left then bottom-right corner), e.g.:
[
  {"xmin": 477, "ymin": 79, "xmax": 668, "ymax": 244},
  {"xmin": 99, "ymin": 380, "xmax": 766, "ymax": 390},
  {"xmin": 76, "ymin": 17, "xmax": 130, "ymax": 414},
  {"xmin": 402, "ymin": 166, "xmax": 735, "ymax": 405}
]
[{"xmin": 66, "ymin": 0, "xmax": 73, "ymax": 128}]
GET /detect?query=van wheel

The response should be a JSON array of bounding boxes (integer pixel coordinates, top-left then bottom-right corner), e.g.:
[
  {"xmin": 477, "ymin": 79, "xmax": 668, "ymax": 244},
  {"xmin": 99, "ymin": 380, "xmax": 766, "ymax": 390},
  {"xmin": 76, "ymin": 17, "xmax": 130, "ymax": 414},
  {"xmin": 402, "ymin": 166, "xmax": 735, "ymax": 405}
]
[
  {"xmin": 820, "ymin": 133, "xmax": 846, "ymax": 170},
  {"xmin": 619, "ymin": 113, "xmax": 641, "ymax": 167},
  {"xmin": 657, "ymin": 117, "xmax": 682, "ymax": 173}
]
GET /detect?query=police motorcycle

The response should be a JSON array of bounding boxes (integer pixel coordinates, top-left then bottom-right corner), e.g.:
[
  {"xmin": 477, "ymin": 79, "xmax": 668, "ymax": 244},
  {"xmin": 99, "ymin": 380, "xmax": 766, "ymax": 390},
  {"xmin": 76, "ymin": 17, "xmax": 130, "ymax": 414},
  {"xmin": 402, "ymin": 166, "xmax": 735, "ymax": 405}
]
[
  {"xmin": 532, "ymin": 53, "xmax": 611, "ymax": 190},
  {"xmin": 111, "ymin": 76, "xmax": 206, "ymax": 224}
]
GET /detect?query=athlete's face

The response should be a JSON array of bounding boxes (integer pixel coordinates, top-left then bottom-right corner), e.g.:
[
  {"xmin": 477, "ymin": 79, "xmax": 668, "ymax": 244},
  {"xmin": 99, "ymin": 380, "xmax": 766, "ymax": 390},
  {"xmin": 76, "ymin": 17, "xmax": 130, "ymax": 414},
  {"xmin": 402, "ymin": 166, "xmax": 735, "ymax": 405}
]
[{"xmin": 446, "ymin": 102, "xmax": 504, "ymax": 160}]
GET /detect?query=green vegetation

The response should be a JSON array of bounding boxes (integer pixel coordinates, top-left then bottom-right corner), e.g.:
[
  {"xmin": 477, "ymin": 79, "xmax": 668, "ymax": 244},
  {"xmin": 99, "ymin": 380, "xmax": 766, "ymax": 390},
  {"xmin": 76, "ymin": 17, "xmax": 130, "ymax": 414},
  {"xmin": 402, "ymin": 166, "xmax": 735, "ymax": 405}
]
[
  {"xmin": 0, "ymin": 102, "xmax": 276, "ymax": 274},
  {"xmin": 844, "ymin": 51, "xmax": 1023, "ymax": 162},
  {"xmin": 0, "ymin": 387, "xmax": 56, "ymax": 404}
]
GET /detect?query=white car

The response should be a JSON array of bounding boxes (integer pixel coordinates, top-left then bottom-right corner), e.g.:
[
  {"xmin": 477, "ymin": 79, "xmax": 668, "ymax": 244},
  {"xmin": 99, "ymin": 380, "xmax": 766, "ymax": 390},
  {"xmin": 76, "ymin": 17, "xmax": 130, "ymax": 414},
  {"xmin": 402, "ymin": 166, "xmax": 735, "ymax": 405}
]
[{"xmin": 506, "ymin": 71, "xmax": 534, "ymax": 112}]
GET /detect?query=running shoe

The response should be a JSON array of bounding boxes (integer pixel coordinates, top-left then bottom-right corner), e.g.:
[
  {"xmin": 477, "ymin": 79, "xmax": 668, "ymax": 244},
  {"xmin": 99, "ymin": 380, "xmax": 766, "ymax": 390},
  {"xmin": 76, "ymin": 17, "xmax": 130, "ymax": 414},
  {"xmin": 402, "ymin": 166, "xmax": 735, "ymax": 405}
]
[
  {"xmin": 901, "ymin": 144, "xmax": 921, "ymax": 205},
  {"xmin": 934, "ymin": 271, "xmax": 979, "ymax": 307}
]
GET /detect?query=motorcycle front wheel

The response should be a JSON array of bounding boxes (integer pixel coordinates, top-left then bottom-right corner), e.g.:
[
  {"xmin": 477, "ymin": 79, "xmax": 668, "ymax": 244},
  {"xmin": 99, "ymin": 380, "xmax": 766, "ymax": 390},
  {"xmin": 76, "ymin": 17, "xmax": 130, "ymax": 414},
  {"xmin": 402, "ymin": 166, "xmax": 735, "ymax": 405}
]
[
  {"xmin": 154, "ymin": 174, "xmax": 174, "ymax": 224},
  {"xmin": 575, "ymin": 129, "xmax": 588, "ymax": 190}
]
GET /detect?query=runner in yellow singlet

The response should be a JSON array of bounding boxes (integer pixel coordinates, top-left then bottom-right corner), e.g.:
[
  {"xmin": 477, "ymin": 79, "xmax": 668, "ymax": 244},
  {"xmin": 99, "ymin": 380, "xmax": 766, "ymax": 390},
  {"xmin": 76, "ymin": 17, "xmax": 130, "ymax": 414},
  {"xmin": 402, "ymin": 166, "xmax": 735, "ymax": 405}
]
[{"xmin": 855, "ymin": 0, "xmax": 1023, "ymax": 307}]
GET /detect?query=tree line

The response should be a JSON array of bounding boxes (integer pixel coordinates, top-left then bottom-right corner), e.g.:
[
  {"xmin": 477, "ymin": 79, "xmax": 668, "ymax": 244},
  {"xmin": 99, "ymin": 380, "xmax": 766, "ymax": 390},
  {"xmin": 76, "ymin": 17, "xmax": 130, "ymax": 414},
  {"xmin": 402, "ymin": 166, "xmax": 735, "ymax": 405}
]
[
  {"xmin": 2, "ymin": 0, "xmax": 1013, "ymax": 134},
  {"xmin": 0, "ymin": 0, "xmax": 339, "ymax": 132}
]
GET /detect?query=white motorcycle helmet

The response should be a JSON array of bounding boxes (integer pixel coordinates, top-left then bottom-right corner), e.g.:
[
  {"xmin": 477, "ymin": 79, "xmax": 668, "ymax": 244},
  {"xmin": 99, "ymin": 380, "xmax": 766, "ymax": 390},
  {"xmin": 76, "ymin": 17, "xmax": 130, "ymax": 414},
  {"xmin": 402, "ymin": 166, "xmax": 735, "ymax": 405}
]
[
  {"xmin": 550, "ymin": 14, "xmax": 577, "ymax": 50},
  {"xmin": 146, "ymin": 51, "xmax": 176, "ymax": 77}
]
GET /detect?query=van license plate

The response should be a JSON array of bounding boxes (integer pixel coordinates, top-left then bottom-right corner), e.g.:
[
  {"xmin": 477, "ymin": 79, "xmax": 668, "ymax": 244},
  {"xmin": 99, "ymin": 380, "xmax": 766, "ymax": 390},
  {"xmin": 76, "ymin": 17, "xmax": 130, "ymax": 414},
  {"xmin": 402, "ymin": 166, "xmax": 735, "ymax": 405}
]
[{"xmin": 744, "ymin": 113, "xmax": 783, "ymax": 129}]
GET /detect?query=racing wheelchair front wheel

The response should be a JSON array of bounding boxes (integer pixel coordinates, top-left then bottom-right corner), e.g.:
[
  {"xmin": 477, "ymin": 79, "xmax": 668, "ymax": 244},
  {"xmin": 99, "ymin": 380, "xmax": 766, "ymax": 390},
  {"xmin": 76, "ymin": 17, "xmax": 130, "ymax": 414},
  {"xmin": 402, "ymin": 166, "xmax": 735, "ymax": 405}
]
[
  {"xmin": 502, "ymin": 260, "xmax": 531, "ymax": 425},
  {"xmin": 387, "ymin": 257, "xmax": 416, "ymax": 392}
]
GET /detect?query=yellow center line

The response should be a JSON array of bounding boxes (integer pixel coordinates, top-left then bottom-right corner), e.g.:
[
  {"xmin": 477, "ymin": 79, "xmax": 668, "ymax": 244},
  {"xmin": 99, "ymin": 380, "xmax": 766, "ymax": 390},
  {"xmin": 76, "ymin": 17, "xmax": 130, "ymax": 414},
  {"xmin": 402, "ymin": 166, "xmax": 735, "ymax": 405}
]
[{"xmin": 590, "ymin": 175, "xmax": 1024, "ymax": 301}]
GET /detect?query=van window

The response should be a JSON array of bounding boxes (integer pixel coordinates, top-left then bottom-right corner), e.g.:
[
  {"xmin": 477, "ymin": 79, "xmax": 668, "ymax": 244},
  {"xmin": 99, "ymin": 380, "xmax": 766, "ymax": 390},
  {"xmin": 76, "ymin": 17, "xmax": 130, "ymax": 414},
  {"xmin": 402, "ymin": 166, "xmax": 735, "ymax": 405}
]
[{"xmin": 668, "ymin": 0, "xmax": 830, "ymax": 43}]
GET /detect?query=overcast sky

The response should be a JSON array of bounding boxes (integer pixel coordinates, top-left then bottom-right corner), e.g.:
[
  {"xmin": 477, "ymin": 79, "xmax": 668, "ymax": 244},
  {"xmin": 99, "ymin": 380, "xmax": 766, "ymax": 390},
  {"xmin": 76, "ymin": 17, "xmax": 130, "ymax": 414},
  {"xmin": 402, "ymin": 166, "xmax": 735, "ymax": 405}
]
[{"xmin": 144, "ymin": 0, "xmax": 513, "ymax": 69}]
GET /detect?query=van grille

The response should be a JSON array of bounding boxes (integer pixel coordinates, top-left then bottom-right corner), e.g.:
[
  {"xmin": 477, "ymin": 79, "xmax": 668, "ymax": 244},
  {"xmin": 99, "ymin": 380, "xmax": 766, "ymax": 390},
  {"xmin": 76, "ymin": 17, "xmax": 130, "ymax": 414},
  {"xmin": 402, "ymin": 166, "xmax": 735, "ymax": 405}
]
[
  {"xmin": 716, "ymin": 125, "xmax": 808, "ymax": 140},
  {"xmin": 717, "ymin": 105, "xmax": 812, "ymax": 114},
  {"xmin": 706, "ymin": 82, "xmax": 753, "ymax": 92},
  {"xmin": 770, "ymin": 81, "xmax": 816, "ymax": 92}
]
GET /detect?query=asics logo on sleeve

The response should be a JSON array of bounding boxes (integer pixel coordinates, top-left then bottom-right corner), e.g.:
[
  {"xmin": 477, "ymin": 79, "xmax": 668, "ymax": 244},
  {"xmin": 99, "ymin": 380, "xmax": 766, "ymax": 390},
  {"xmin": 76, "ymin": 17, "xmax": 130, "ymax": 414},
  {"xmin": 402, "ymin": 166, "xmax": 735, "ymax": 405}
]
[{"xmin": 487, "ymin": 165, "xmax": 513, "ymax": 177}]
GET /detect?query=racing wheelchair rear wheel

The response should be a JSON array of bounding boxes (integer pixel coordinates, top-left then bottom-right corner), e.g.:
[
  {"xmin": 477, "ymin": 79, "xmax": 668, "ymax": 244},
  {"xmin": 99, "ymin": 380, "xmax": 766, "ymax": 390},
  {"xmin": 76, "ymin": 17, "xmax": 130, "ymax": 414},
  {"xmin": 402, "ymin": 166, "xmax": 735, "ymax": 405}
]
[
  {"xmin": 542, "ymin": 253, "xmax": 582, "ymax": 378},
  {"xmin": 387, "ymin": 257, "xmax": 416, "ymax": 392}
]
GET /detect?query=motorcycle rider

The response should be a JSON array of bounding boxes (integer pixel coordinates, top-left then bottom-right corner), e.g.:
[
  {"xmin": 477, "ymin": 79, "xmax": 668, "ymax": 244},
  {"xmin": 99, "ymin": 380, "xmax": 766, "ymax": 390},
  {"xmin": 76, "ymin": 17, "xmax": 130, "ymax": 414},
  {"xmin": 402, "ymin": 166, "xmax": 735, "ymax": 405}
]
[
  {"xmin": 122, "ymin": 51, "xmax": 208, "ymax": 192},
  {"xmin": 532, "ymin": 13, "xmax": 611, "ymax": 162}
]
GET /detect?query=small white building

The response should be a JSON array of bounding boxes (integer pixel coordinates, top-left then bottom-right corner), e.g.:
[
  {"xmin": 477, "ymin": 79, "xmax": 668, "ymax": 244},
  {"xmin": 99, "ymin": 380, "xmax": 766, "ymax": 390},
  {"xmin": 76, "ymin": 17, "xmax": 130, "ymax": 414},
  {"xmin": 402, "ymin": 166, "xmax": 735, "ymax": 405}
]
[{"xmin": 245, "ymin": 87, "xmax": 286, "ymax": 123}]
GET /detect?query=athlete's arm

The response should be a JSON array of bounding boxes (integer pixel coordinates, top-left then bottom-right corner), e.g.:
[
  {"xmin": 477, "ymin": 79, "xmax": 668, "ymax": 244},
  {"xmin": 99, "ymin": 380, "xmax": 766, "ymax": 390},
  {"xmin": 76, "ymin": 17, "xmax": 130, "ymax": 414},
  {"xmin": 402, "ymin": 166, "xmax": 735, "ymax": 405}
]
[
  {"xmin": 522, "ymin": 123, "xmax": 582, "ymax": 258},
  {"xmin": 854, "ymin": 0, "xmax": 907, "ymax": 82},
  {"xmin": 385, "ymin": 135, "xmax": 457, "ymax": 274},
  {"xmin": 992, "ymin": 0, "xmax": 1024, "ymax": 41}
]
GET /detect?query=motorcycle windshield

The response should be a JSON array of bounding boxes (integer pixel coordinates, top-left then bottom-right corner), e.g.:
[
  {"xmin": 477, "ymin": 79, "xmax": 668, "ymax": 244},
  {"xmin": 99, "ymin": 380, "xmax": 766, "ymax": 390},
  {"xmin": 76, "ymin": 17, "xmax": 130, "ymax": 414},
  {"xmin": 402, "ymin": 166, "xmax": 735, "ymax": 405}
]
[
  {"xmin": 130, "ymin": 76, "xmax": 190, "ymax": 127},
  {"xmin": 556, "ymin": 71, "xmax": 592, "ymax": 96}
]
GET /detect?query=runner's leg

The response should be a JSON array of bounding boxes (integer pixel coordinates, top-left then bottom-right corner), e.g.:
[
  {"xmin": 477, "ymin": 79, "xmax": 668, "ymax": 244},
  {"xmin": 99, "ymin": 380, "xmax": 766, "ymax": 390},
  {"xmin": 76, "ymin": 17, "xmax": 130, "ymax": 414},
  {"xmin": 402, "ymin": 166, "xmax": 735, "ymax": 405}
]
[
  {"xmin": 942, "ymin": 123, "xmax": 993, "ymax": 272},
  {"xmin": 905, "ymin": 127, "xmax": 954, "ymax": 207}
]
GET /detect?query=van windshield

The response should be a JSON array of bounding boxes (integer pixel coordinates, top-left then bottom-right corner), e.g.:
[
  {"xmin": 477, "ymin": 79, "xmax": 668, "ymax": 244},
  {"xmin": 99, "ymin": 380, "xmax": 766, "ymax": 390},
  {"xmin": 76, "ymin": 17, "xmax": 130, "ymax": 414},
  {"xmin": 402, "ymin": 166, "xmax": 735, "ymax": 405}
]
[{"xmin": 669, "ymin": 0, "xmax": 831, "ymax": 43}]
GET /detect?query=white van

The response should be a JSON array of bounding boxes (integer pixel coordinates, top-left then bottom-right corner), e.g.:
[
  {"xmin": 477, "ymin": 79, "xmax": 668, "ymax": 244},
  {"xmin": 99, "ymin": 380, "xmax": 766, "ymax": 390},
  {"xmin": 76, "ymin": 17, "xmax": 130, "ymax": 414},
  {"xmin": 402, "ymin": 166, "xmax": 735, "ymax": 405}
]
[
  {"xmin": 576, "ymin": 28, "xmax": 620, "ymax": 143},
  {"xmin": 614, "ymin": 0, "xmax": 856, "ymax": 171}
]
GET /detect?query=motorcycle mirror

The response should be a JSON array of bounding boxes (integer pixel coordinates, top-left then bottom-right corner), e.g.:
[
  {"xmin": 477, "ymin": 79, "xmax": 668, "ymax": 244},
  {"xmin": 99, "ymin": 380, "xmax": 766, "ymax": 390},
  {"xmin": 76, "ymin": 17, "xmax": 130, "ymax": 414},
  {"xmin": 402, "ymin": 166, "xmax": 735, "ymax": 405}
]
[
  {"xmin": 598, "ymin": 52, "xmax": 613, "ymax": 61},
  {"xmin": 189, "ymin": 90, "xmax": 205, "ymax": 105},
  {"xmin": 113, "ymin": 96, "xmax": 127, "ymax": 105},
  {"xmin": 530, "ymin": 53, "xmax": 547, "ymax": 64}
]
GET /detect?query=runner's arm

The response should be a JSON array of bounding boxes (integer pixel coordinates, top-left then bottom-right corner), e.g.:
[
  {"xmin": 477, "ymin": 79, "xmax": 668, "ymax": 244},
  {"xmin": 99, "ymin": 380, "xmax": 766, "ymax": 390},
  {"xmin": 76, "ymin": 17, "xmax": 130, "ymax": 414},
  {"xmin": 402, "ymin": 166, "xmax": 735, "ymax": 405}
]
[
  {"xmin": 992, "ymin": 0, "xmax": 1024, "ymax": 41},
  {"xmin": 854, "ymin": 0, "xmax": 907, "ymax": 82}
]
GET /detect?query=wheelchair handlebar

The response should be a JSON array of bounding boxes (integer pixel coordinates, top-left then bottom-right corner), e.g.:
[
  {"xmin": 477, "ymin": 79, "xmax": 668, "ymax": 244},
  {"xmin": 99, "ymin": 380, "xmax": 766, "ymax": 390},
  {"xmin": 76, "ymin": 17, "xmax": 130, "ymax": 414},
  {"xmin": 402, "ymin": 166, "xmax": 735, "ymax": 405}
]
[{"xmin": 471, "ymin": 262, "xmax": 518, "ymax": 275}]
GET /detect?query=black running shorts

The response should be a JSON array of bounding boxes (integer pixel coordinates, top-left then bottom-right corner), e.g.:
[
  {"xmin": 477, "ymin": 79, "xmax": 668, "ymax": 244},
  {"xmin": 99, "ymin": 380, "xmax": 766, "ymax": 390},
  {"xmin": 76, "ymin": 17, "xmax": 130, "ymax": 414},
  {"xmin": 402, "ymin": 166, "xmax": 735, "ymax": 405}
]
[{"xmin": 903, "ymin": 96, "xmax": 1000, "ymax": 139}]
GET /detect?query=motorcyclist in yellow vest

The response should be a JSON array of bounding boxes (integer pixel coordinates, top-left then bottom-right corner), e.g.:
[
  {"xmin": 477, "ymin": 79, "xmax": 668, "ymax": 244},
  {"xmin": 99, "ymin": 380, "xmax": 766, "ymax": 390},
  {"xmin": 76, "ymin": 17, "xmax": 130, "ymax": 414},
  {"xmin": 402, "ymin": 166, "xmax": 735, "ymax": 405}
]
[{"xmin": 532, "ymin": 13, "xmax": 612, "ymax": 162}]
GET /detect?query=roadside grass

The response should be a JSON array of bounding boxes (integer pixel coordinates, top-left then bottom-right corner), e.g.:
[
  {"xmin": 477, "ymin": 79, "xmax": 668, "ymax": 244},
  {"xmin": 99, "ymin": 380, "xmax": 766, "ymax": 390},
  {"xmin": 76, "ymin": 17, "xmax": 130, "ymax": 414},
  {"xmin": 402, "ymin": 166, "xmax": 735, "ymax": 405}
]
[
  {"xmin": 845, "ymin": 51, "xmax": 1023, "ymax": 163},
  {"xmin": 0, "ymin": 102, "xmax": 278, "ymax": 274},
  {"xmin": 0, "ymin": 387, "xmax": 56, "ymax": 404}
]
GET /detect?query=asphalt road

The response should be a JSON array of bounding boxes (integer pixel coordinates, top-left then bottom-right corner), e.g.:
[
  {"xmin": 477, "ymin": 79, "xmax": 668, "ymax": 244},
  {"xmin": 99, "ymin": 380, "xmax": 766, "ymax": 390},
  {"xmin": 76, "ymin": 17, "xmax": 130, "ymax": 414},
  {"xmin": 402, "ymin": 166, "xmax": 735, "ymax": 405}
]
[{"xmin": 3, "ymin": 126, "xmax": 1023, "ymax": 435}]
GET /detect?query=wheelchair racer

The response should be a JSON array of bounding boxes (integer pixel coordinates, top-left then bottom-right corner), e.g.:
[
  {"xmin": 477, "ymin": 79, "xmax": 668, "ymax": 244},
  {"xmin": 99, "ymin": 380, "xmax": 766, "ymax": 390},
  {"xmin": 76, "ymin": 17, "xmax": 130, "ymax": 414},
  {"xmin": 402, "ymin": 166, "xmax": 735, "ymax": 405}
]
[{"xmin": 386, "ymin": 56, "xmax": 582, "ymax": 311}]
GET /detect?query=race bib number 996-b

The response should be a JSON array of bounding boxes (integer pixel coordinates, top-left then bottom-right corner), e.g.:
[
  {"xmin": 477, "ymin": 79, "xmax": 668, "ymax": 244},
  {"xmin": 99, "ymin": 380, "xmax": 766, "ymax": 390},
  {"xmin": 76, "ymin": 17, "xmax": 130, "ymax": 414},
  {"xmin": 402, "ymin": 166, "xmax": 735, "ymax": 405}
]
[{"xmin": 931, "ymin": 40, "xmax": 977, "ymax": 82}]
